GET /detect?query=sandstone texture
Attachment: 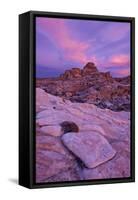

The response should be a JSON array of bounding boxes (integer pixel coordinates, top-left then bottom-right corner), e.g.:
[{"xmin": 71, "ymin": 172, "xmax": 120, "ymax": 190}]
[
  {"xmin": 36, "ymin": 88, "xmax": 130, "ymax": 183},
  {"xmin": 62, "ymin": 131, "xmax": 116, "ymax": 168}
]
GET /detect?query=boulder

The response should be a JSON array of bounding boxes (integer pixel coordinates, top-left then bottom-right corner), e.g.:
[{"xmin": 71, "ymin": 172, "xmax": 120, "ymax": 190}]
[{"xmin": 62, "ymin": 131, "xmax": 116, "ymax": 168}]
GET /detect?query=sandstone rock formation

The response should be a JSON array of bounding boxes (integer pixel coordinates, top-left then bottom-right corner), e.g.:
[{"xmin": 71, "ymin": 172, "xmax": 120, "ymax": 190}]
[
  {"xmin": 36, "ymin": 62, "xmax": 130, "ymax": 112},
  {"xmin": 82, "ymin": 62, "xmax": 98, "ymax": 76},
  {"xmin": 60, "ymin": 67, "xmax": 82, "ymax": 79},
  {"xmin": 62, "ymin": 131, "xmax": 116, "ymax": 168},
  {"xmin": 36, "ymin": 88, "xmax": 130, "ymax": 183}
]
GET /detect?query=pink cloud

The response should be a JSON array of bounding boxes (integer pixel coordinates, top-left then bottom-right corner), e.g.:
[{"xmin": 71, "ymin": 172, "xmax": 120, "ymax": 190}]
[
  {"xmin": 37, "ymin": 18, "xmax": 92, "ymax": 64},
  {"xmin": 97, "ymin": 54, "xmax": 130, "ymax": 69},
  {"xmin": 36, "ymin": 18, "xmax": 130, "ymax": 77},
  {"xmin": 109, "ymin": 54, "xmax": 130, "ymax": 67},
  {"xmin": 116, "ymin": 68, "xmax": 130, "ymax": 76}
]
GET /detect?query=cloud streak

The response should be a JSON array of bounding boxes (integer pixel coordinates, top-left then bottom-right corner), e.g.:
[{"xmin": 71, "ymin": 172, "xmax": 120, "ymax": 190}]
[
  {"xmin": 37, "ymin": 18, "xmax": 92, "ymax": 65},
  {"xmin": 109, "ymin": 54, "xmax": 130, "ymax": 67}
]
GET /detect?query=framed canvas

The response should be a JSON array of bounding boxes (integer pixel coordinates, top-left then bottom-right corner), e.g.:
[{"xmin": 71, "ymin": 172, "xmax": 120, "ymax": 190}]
[{"xmin": 19, "ymin": 11, "xmax": 135, "ymax": 189}]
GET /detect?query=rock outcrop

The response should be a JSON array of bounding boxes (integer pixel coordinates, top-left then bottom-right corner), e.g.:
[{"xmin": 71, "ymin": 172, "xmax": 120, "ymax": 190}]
[
  {"xmin": 59, "ymin": 62, "xmax": 98, "ymax": 79},
  {"xmin": 36, "ymin": 62, "xmax": 130, "ymax": 112},
  {"xmin": 82, "ymin": 62, "xmax": 98, "ymax": 76},
  {"xmin": 60, "ymin": 68, "xmax": 82, "ymax": 79},
  {"xmin": 36, "ymin": 88, "xmax": 130, "ymax": 183}
]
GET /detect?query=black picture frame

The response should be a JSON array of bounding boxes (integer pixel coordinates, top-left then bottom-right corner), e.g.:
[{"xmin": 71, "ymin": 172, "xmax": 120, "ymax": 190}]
[{"xmin": 19, "ymin": 10, "xmax": 135, "ymax": 189}]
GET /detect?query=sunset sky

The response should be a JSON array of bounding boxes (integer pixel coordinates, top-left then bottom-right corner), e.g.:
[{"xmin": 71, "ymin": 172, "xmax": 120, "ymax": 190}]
[{"xmin": 36, "ymin": 17, "xmax": 130, "ymax": 78}]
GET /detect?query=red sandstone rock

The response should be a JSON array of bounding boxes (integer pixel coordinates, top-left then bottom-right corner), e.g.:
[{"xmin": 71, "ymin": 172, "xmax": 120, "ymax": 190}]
[
  {"xmin": 82, "ymin": 62, "xmax": 98, "ymax": 75},
  {"xmin": 36, "ymin": 62, "xmax": 130, "ymax": 111}
]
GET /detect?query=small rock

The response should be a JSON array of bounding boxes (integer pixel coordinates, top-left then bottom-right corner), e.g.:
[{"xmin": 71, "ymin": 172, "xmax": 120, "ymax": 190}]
[{"xmin": 60, "ymin": 121, "xmax": 79, "ymax": 134}]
